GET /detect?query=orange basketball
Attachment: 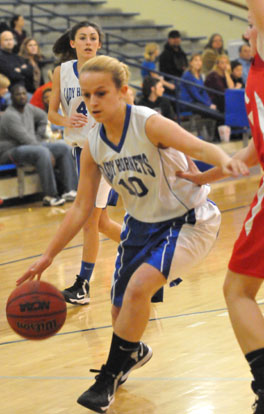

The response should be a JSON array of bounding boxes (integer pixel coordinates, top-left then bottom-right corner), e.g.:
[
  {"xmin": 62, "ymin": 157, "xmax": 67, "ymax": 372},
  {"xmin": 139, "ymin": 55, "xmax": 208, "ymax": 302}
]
[{"xmin": 6, "ymin": 280, "xmax": 67, "ymax": 340}]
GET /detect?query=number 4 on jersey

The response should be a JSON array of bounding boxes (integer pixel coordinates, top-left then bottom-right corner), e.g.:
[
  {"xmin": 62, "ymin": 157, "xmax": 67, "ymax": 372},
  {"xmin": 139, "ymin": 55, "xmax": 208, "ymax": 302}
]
[{"xmin": 76, "ymin": 101, "xmax": 87, "ymax": 116}]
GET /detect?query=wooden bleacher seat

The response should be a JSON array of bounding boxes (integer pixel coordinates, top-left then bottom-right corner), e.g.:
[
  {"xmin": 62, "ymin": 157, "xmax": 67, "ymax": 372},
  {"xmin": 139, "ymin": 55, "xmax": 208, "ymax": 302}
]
[{"xmin": 0, "ymin": 163, "xmax": 42, "ymax": 200}]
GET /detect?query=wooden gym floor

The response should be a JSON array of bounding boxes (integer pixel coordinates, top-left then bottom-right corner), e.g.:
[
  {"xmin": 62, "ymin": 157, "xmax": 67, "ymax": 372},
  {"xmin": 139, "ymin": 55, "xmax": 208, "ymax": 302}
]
[{"xmin": 0, "ymin": 169, "xmax": 263, "ymax": 414}]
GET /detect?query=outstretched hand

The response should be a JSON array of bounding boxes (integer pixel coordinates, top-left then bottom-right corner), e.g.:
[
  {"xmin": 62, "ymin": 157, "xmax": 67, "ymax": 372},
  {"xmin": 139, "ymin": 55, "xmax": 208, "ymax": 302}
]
[
  {"xmin": 176, "ymin": 156, "xmax": 204, "ymax": 185},
  {"xmin": 177, "ymin": 156, "xmax": 250, "ymax": 186},
  {"xmin": 16, "ymin": 255, "xmax": 53, "ymax": 286},
  {"xmin": 222, "ymin": 158, "xmax": 250, "ymax": 177}
]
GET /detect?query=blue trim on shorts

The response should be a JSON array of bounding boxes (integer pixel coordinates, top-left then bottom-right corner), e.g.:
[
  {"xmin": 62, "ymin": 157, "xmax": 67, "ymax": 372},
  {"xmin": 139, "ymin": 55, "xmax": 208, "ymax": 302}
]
[
  {"xmin": 111, "ymin": 210, "xmax": 196, "ymax": 307},
  {"xmin": 107, "ymin": 189, "xmax": 119, "ymax": 206}
]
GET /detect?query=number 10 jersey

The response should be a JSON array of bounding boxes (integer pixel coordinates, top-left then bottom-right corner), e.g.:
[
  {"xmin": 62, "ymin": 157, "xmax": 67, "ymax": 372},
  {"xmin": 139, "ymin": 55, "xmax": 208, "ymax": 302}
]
[{"xmin": 88, "ymin": 104, "xmax": 211, "ymax": 223}]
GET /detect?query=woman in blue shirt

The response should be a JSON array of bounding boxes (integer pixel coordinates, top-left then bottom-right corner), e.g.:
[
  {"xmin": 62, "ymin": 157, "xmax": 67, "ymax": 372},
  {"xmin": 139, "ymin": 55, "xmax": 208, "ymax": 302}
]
[
  {"xmin": 180, "ymin": 54, "xmax": 216, "ymax": 109},
  {"xmin": 141, "ymin": 43, "xmax": 159, "ymax": 78}
]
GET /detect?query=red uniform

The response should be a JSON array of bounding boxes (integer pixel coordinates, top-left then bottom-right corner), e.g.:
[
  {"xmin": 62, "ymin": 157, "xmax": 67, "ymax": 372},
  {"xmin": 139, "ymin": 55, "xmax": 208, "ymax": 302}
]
[{"xmin": 229, "ymin": 51, "xmax": 264, "ymax": 278}]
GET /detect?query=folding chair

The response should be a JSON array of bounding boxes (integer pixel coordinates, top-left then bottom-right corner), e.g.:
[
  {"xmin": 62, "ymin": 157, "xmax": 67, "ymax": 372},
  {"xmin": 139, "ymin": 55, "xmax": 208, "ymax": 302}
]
[{"xmin": 225, "ymin": 89, "xmax": 251, "ymax": 147}]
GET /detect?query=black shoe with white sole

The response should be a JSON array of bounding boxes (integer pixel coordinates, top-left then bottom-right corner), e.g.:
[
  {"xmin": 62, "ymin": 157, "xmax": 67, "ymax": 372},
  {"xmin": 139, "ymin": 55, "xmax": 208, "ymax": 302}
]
[
  {"xmin": 77, "ymin": 365, "xmax": 121, "ymax": 413},
  {"xmin": 118, "ymin": 342, "xmax": 153, "ymax": 387},
  {"xmin": 61, "ymin": 275, "xmax": 90, "ymax": 305}
]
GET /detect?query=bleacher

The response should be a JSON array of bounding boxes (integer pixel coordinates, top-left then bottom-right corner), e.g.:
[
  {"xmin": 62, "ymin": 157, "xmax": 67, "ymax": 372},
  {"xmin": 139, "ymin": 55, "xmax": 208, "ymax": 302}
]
[
  {"xmin": 0, "ymin": 0, "xmax": 249, "ymax": 204},
  {"xmin": 0, "ymin": 164, "xmax": 41, "ymax": 201}
]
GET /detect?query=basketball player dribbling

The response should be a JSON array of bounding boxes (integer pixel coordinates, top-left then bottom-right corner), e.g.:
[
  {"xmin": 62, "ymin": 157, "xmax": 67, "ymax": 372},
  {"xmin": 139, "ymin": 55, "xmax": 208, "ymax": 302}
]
[{"xmin": 17, "ymin": 55, "xmax": 248, "ymax": 413}]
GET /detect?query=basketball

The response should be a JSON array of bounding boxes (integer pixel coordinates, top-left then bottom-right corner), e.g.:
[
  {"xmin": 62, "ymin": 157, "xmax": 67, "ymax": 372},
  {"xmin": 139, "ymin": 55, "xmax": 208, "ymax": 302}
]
[{"xmin": 6, "ymin": 280, "xmax": 67, "ymax": 340}]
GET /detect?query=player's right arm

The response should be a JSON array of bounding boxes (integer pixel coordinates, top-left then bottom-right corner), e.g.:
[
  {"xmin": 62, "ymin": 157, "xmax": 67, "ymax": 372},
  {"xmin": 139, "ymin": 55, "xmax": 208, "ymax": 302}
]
[
  {"xmin": 145, "ymin": 113, "xmax": 249, "ymax": 178},
  {"xmin": 48, "ymin": 66, "xmax": 87, "ymax": 128},
  {"xmin": 177, "ymin": 139, "xmax": 258, "ymax": 185},
  {"xmin": 16, "ymin": 141, "xmax": 101, "ymax": 285}
]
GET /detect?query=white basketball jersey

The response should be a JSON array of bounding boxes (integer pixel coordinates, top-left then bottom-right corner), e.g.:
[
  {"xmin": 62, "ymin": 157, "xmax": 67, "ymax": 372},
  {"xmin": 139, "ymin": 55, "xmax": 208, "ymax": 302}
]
[
  {"xmin": 88, "ymin": 105, "xmax": 211, "ymax": 223},
  {"xmin": 60, "ymin": 60, "xmax": 96, "ymax": 147}
]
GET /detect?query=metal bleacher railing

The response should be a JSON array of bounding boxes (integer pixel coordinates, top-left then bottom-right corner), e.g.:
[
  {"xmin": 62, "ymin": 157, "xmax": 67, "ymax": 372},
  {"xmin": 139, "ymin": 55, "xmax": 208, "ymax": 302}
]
[
  {"xmin": 0, "ymin": 0, "xmax": 250, "ymax": 202},
  {"xmin": 0, "ymin": 0, "xmax": 245, "ymax": 127},
  {"xmin": 173, "ymin": 0, "xmax": 247, "ymax": 23}
]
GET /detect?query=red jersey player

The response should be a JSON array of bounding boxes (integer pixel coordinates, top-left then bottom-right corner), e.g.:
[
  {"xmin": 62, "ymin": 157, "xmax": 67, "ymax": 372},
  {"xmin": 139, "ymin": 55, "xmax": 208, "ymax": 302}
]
[{"xmin": 178, "ymin": 1, "xmax": 264, "ymax": 412}]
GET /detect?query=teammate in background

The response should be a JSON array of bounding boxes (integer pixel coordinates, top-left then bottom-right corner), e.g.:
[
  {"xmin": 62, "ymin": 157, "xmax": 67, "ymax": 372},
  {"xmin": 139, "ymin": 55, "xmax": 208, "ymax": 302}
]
[
  {"xmin": 178, "ymin": 2, "xmax": 264, "ymax": 411},
  {"xmin": 17, "ymin": 55, "xmax": 248, "ymax": 413},
  {"xmin": 48, "ymin": 21, "xmax": 122, "ymax": 306}
]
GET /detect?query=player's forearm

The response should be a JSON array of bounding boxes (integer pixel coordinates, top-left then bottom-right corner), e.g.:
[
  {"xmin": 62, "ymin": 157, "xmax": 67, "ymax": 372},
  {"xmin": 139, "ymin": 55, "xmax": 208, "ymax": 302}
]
[
  {"xmin": 232, "ymin": 141, "xmax": 259, "ymax": 167},
  {"xmin": 48, "ymin": 108, "xmax": 68, "ymax": 127},
  {"xmin": 195, "ymin": 141, "xmax": 231, "ymax": 170},
  {"xmin": 195, "ymin": 141, "xmax": 258, "ymax": 185}
]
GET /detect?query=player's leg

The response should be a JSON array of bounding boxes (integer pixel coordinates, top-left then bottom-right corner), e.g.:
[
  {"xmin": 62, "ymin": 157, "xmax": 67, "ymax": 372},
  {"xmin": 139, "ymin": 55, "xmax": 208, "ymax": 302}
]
[
  {"xmin": 62, "ymin": 146, "xmax": 118, "ymax": 306},
  {"xmin": 77, "ymin": 264, "xmax": 165, "ymax": 413},
  {"xmin": 77, "ymin": 205, "xmax": 221, "ymax": 412},
  {"xmin": 98, "ymin": 208, "xmax": 121, "ymax": 243},
  {"xmin": 62, "ymin": 207, "xmax": 102, "ymax": 305},
  {"xmin": 224, "ymin": 270, "xmax": 264, "ymax": 413}
]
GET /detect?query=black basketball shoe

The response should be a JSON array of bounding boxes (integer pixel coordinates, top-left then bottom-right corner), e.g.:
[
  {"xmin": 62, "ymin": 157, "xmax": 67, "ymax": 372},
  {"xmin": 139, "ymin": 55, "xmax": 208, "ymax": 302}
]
[
  {"xmin": 252, "ymin": 389, "xmax": 264, "ymax": 413},
  {"xmin": 77, "ymin": 365, "xmax": 121, "ymax": 413},
  {"xmin": 61, "ymin": 275, "xmax": 90, "ymax": 305},
  {"xmin": 118, "ymin": 342, "xmax": 153, "ymax": 387}
]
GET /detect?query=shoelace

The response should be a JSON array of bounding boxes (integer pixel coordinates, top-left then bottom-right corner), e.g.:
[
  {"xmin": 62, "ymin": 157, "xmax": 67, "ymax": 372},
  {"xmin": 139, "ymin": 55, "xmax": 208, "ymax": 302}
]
[
  {"xmin": 90, "ymin": 367, "xmax": 116, "ymax": 381},
  {"xmin": 89, "ymin": 366, "xmax": 116, "ymax": 392}
]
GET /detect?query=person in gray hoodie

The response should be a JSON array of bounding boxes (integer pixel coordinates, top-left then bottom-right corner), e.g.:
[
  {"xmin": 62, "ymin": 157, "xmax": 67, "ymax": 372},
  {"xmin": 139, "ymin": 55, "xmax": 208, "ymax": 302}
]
[{"xmin": 0, "ymin": 84, "xmax": 77, "ymax": 206}]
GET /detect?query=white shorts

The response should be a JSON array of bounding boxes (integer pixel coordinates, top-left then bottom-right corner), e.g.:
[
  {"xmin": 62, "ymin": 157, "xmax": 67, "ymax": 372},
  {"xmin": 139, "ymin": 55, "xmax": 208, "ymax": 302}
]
[
  {"xmin": 111, "ymin": 201, "xmax": 221, "ymax": 307},
  {"xmin": 169, "ymin": 201, "xmax": 221, "ymax": 279}
]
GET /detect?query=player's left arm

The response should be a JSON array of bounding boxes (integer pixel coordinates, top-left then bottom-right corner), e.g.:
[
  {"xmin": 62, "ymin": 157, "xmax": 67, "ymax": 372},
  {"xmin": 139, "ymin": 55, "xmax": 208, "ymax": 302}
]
[
  {"xmin": 145, "ymin": 114, "xmax": 249, "ymax": 177},
  {"xmin": 43, "ymin": 140, "xmax": 101, "ymax": 258}
]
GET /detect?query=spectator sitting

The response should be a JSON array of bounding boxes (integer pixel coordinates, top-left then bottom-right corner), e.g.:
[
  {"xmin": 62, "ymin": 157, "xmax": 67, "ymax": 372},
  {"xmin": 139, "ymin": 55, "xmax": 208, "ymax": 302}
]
[
  {"xmin": 237, "ymin": 43, "xmax": 252, "ymax": 84},
  {"xmin": 230, "ymin": 60, "xmax": 245, "ymax": 88},
  {"xmin": 30, "ymin": 80, "xmax": 53, "ymax": 110},
  {"xmin": 0, "ymin": 31, "xmax": 33, "ymax": 92},
  {"xmin": 141, "ymin": 43, "xmax": 160, "ymax": 78},
  {"xmin": 180, "ymin": 54, "xmax": 216, "ymax": 110},
  {"xmin": 202, "ymin": 33, "xmax": 225, "ymax": 76},
  {"xmin": 0, "ymin": 84, "xmax": 77, "ymax": 206},
  {"xmin": 0, "ymin": 20, "xmax": 9, "ymax": 34},
  {"xmin": 0, "ymin": 74, "xmax": 10, "ymax": 112},
  {"xmin": 19, "ymin": 37, "xmax": 46, "ymax": 92},
  {"xmin": 159, "ymin": 30, "xmax": 188, "ymax": 87},
  {"xmin": 142, "ymin": 42, "xmax": 175, "ymax": 92},
  {"xmin": 204, "ymin": 54, "xmax": 234, "ymax": 113},
  {"xmin": 136, "ymin": 76, "xmax": 176, "ymax": 120},
  {"xmin": 10, "ymin": 15, "xmax": 27, "ymax": 54}
]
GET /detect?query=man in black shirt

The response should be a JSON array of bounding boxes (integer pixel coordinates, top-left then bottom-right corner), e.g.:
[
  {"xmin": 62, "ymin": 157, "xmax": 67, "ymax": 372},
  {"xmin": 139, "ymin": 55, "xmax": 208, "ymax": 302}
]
[
  {"xmin": 0, "ymin": 30, "xmax": 33, "ymax": 91},
  {"xmin": 159, "ymin": 30, "xmax": 188, "ymax": 80}
]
